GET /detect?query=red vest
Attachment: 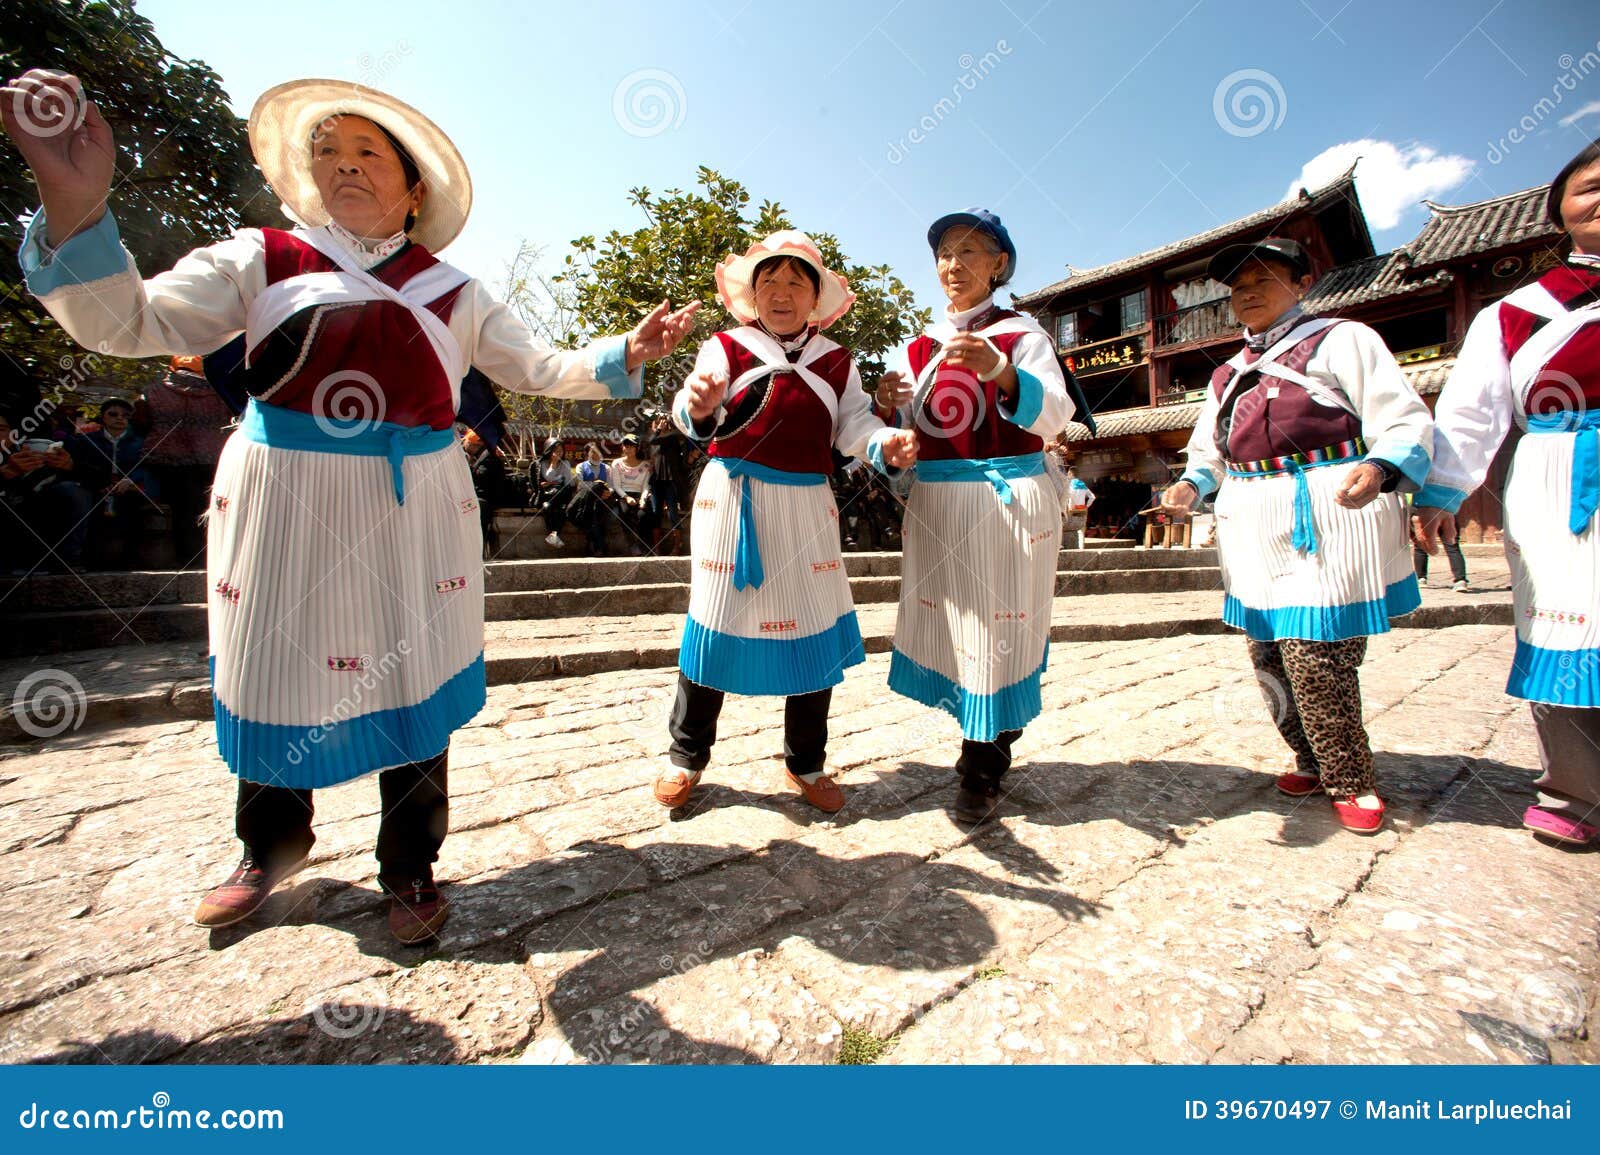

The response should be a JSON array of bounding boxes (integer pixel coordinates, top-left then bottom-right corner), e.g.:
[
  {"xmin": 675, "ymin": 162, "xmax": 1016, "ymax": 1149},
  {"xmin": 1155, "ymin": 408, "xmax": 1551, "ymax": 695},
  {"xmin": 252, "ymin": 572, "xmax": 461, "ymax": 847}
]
[
  {"xmin": 907, "ymin": 313, "xmax": 1043, "ymax": 461},
  {"xmin": 1210, "ymin": 322, "xmax": 1361, "ymax": 462},
  {"xmin": 248, "ymin": 229, "xmax": 466, "ymax": 430},
  {"xmin": 1502, "ymin": 265, "xmax": 1600, "ymax": 416},
  {"xmin": 707, "ymin": 330, "xmax": 855, "ymax": 475}
]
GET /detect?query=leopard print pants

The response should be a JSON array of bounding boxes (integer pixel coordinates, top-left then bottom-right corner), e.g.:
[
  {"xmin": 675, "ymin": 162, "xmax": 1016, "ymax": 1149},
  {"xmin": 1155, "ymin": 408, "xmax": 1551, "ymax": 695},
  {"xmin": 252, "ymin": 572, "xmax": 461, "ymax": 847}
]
[{"xmin": 1246, "ymin": 636, "xmax": 1375, "ymax": 797}]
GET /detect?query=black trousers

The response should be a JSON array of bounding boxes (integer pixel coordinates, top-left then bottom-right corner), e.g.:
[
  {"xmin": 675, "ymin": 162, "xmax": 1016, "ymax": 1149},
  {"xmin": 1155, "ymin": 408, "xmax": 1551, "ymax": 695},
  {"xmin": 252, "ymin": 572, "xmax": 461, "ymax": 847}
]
[
  {"xmin": 956, "ymin": 729, "xmax": 1024, "ymax": 789},
  {"xmin": 234, "ymin": 751, "xmax": 449, "ymax": 892},
  {"xmin": 667, "ymin": 671, "xmax": 831, "ymax": 776}
]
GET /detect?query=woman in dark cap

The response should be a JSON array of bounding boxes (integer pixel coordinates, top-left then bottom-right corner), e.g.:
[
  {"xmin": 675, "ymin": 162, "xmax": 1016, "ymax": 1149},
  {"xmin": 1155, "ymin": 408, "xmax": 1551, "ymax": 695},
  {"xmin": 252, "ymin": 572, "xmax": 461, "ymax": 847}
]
[
  {"xmin": 875, "ymin": 209, "xmax": 1074, "ymax": 824},
  {"xmin": 1161, "ymin": 237, "xmax": 1432, "ymax": 835},
  {"xmin": 1415, "ymin": 142, "xmax": 1600, "ymax": 847}
]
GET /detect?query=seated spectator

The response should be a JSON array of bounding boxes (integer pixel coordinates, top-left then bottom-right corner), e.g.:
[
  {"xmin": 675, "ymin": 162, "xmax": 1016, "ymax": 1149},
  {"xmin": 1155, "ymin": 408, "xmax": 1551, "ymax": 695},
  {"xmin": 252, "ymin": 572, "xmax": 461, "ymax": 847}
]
[
  {"xmin": 0, "ymin": 411, "xmax": 80, "ymax": 574},
  {"xmin": 536, "ymin": 441, "xmax": 577, "ymax": 547},
  {"xmin": 57, "ymin": 398, "xmax": 158, "ymax": 570},
  {"xmin": 570, "ymin": 443, "xmax": 614, "ymax": 556},
  {"xmin": 610, "ymin": 434, "xmax": 655, "ymax": 556}
]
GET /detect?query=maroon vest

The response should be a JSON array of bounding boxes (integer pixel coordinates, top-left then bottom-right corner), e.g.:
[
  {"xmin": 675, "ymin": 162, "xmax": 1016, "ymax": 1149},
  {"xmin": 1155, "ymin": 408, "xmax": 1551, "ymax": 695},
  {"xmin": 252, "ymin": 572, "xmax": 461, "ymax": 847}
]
[
  {"xmin": 707, "ymin": 330, "xmax": 855, "ymax": 475},
  {"xmin": 1210, "ymin": 322, "xmax": 1361, "ymax": 461},
  {"xmin": 247, "ymin": 229, "xmax": 465, "ymax": 430},
  {"xmin": 907, "ymin": 312, "xmax": 1044, "ymax": 461},
  {"xmin": 1502, "ymin": 265, "xmax": 1600, "ymax": 416}
]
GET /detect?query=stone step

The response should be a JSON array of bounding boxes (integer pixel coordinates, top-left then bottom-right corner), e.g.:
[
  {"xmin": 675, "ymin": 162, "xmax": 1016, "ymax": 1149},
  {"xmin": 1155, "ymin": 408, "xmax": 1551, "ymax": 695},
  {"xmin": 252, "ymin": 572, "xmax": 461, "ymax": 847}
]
[
  {"xmin": 0, "ymin": 563, "xmax": 1227, "ymax": 655},
  {"xmin": 0, "ymin": 582, "xmax": 1516, "ymax": 742},
  {"xmin": 0, "ymin": 547, "xmax": 1222, "ymax": 613}
]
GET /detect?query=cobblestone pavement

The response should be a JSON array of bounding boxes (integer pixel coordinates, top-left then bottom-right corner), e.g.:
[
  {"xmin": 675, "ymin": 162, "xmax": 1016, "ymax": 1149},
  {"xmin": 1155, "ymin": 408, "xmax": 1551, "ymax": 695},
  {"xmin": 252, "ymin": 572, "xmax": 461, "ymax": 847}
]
[{"xmin": 1, "ymin": 622, "xmax": 1595, "ymax": 1065}]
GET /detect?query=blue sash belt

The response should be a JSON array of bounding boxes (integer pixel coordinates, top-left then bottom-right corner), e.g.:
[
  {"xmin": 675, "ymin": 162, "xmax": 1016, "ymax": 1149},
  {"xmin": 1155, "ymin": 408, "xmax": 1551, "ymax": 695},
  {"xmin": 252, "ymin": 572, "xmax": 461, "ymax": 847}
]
[
  {"xmin": 1527, "ymin": 410, "xmax": 1600, "ymax": 534},
  {"xmin": 914, "ymin": 452, "xmax": 1046, "ymax": 504},
  {"xmin": 238, "ymin": 398, "xmax": 455, "ymax": 506},
  {"xmin": 712, "ymin": 456, "xmax": 827, "ymax": 591}
]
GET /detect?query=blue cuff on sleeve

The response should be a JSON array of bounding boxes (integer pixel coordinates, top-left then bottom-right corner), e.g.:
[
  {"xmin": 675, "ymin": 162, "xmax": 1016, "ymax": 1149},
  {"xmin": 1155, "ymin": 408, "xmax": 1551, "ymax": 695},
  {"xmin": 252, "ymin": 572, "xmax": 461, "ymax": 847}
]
[
  {"xmin": 998, "ymin": 366, "xmax": 1044, "ymax": 430},
  {"xmin": 865, "ymin": 427, "xmax": 903, "ymax": 477},
  {"xmin": 1414, "ymin": 481, "xmax": 1469, "ymax": 514},
  {"xmin": 675, "ymin": 394, "xmax": 714, "ymax": 442},
  {"xmin": 20, "ymin": 208, "xmax": 130, "ymax": 296},
  {"xmin": 593, "ymin": 334, "xmax": 641, "ymax": 399},
  {"xmin": 1366, "ymin": 440, "xmax": 1430, "ymax": 491},
  {"xmin": 1179, "ymin": 468, "xmax": 1219, "ymax": 499}
]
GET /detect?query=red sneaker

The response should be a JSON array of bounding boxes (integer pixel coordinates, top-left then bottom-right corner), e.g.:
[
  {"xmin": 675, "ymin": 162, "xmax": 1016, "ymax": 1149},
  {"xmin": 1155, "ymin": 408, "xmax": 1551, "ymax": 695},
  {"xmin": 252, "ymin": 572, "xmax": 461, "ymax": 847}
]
[{"xmin": 1331, "ymin": 795, "xmax": 1386, "ymax": 834}]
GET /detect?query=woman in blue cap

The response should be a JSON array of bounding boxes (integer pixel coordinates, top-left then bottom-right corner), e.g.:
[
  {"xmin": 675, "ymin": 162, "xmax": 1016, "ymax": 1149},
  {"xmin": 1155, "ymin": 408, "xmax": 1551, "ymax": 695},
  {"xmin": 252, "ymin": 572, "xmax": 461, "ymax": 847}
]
[{"xmin": 875, "ymin": 209, "xmax": 1074, "ymax": 824}]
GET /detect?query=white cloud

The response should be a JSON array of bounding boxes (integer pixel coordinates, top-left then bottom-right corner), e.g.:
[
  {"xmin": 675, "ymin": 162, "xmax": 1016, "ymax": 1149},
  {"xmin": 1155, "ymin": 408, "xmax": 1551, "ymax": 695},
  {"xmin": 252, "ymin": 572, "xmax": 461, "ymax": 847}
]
[
  {"xmin": 1558, "ymin": 100, "xmax": 1600, "ymax": 127},
  {"xmin": 1284, "ymin": 139, "xmax": 1474, "ymax": 231}
]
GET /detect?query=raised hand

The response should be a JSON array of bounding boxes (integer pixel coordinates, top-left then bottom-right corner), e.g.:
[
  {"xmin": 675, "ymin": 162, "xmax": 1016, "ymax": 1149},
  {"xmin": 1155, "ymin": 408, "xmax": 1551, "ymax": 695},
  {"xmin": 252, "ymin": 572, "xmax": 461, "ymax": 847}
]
[
  {"xmin": 625, "ymin": 299, "xmax": 702, "ymax": 370},
  {"xmin": 685, "ymin": 371, "xmax": 728, "ymax": 421},
  {"xmin": 875, "ymin": 370, "xmax": 914, "ymax": 411},
  {"xmin": 0, "ymin": 70, "xmax": 115, "ymax": 245},
  {"xmin": 1158, "ymin": 480, "xmax": 1198, "ymax": 516}
]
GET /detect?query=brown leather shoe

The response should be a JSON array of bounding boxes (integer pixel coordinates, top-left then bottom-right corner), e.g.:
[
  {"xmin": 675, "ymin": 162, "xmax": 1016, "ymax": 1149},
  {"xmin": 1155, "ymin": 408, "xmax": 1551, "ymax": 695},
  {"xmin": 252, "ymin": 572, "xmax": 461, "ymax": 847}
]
[
  {"xmin": 953, "ymin": 781, "xmax": 1002, "ymax": 826},
  {"xmin": 192, "ymin": 852, "xmax": 310, "ymax": 928},
  {"xmin": 785, "ymin": 769, "xmax": 845, "ymax": 813},
  {"xmin": 653, "ymin": 764, "xmax": 701, "ymax": 808},
  {"xmin": 386, "ymin": 877, "xmax": 450, "ymax": 944}
]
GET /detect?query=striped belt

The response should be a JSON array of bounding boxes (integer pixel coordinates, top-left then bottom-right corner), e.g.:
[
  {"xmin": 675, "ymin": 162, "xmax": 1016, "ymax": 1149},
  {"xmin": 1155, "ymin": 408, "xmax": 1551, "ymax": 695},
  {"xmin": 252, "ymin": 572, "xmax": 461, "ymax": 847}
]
[
  {"xmin": 1225, "ymin": 437, "xmax": 1366, "ymax": 478},
  {"xmin": 1225, "ymin": 437, "xmax": 1367, "ymax": 556}
]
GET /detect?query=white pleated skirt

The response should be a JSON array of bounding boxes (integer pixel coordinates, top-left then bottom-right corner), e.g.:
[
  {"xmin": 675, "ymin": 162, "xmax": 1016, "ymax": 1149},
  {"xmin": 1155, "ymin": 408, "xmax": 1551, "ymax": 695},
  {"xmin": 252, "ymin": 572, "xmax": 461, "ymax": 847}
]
[
  {"xmin": 1503, "ymin": 431, "xmax": 1600, "ymax": 706},
  {"xmin": 207, "ymin": 429, "xmax": 487, "ymax": 788},
  {"xmin": 888, "ymin": 472, "xmax": 1057, "ymax": 741},
  {"xmin": 1213, "ymin": 460, "xmax": 1419, "ymax": 642},
  {"xmin": 678, "ymin": 458, "xmax": 864, "ymax": 696}
]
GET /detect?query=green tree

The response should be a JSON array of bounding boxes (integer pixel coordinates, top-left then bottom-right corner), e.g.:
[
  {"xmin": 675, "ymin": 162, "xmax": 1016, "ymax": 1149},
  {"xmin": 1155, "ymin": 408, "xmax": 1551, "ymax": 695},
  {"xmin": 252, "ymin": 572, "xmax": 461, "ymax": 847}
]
[
  {"xmin": 547, "ymin": 167, "xmax": 928, "ymax": 411},
  {"xmin": 0, "ymin": 0, "xmax": 281, "ymax": 403}
]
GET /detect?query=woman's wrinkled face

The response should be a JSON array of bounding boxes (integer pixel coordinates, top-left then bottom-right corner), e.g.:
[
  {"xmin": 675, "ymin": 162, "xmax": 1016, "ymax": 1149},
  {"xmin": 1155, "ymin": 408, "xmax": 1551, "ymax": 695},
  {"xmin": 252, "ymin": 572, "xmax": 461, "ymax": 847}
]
[
  {"xmin": 752, "ymin": 259, "xmax": 818, "ymax": 337},
  {"xmin": 1226, "ymin": 260, "xmax": 1312, "ymax": 333},
  {"xmin": 936, "ymin": 226, "xmax": 1007, "ymax": 310},
  {"xmin": 309, "ymin": 114, "xmax": 423, "ymax": 239},
  {"xmin": 1559, "ymin": 159, "xmax": 1600, "ymax": 255}
]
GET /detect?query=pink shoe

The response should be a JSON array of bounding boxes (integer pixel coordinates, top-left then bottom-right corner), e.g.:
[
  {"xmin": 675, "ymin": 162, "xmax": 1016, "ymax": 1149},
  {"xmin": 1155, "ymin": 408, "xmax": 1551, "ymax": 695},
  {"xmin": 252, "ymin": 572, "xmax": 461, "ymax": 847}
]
[{"xmin": 1523, "ymin": 805, "xmax": 1598, "ymax": 846}]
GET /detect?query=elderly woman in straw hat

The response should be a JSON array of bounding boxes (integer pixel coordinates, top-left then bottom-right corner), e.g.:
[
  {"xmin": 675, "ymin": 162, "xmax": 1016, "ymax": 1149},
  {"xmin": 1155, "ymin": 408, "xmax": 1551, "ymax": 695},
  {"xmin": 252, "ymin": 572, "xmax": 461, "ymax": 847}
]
[
  {"xmin": 2, "ymin": 70, "xmax": 697, "ymax": 943},
  {"xmin": 657, "ymin": 230, "xmax": 918, "ymax": 813},
  {"xmin": 873, "ymin": 209, "xmax": 1074, "ymax": 825}
]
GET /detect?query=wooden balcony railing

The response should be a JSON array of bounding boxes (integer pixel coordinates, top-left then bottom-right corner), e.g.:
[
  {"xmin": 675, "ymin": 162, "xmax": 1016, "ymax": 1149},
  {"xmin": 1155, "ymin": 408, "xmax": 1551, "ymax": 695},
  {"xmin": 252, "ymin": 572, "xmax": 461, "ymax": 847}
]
[{"xmin": 1152, "ymin": 297, "xmax": 1239, "ymax": 347}]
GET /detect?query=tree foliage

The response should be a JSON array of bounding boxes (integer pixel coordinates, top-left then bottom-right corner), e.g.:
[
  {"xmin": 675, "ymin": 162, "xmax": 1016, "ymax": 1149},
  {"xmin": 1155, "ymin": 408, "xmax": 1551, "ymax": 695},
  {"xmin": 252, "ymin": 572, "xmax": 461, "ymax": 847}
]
[
  {"xmin": 0, "ymin": 0, "xmax": 281, "ymax": 401},
  {"xmin": 545, "ymin": 167, "xmax": 929, "ymax": 409}
]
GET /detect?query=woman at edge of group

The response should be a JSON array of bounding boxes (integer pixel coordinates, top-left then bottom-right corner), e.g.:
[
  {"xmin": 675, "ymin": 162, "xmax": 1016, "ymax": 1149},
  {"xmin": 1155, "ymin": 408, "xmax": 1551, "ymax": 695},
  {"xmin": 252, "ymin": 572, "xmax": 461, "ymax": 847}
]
[
  {"xmin": 2, "ymin": 69, "xmax": 697, "ymax": 942},
  {"xmin": 1159, "ymin": 236, "xmax": 1433, "ymax": 835},
  {"xmin": 875, "ymin": 209, "xmax": 1074, "ymax": 825},
  {"xmin": 658, "ymin": 231, "xmax": 917, "ymax": 813},
  {"xmin": 1414, "ymin": 142, "xmax": 1600, "ymax": 848}
]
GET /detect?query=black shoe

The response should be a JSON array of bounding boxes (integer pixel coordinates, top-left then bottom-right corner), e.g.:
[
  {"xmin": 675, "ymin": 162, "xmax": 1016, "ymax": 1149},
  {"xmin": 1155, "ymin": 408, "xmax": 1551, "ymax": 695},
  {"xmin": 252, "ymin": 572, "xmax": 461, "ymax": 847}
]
[{"xmin": 953, "ymin": 780, "xmax": 1002, "ymax": 826}]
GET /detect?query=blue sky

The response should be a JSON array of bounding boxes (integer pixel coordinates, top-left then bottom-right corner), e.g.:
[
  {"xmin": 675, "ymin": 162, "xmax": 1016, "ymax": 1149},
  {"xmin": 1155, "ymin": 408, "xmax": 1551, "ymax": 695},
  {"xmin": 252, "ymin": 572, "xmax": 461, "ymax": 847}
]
[{"xmin": 136, "ymin": 0, "xmax": 1598, "ymax": 317}]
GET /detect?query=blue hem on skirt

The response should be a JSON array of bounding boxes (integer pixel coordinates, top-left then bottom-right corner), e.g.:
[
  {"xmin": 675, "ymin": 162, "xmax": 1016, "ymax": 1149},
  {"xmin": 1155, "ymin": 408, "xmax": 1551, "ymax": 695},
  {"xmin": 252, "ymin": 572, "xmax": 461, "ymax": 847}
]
[
  {"xmin": 1223, "ymin": 577, "xmax": 1421, "ymax": 642},
  {"xmin": 1507, "ymin": 637, "xmax": 1600, "ymax": 707},
  {"xmin": 679, "ymin": 612, "xmax": 865, "ymax": 696},
  {"xmin": 887, "ymin": 644, "xmax": 1048, "ymax": 742},
  {"xmin": 212, "ymin": 653, "xmax": 487, "ymax": 788}
]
